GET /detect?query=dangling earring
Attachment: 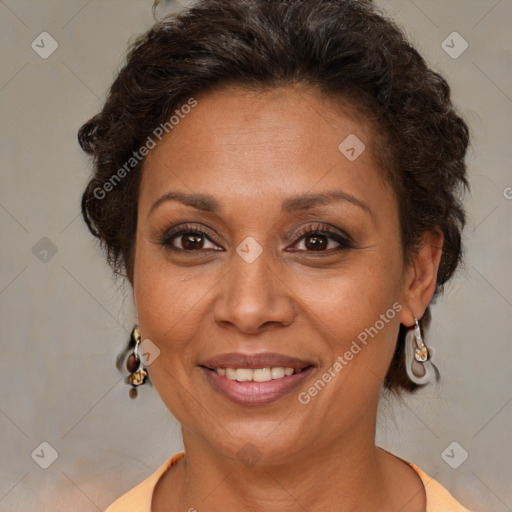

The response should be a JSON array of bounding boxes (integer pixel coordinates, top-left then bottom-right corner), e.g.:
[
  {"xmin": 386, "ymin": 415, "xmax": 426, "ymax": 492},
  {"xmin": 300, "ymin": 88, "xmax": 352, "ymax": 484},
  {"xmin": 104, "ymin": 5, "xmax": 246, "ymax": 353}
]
[
  {"xmin": 124, "ymin": 327, "xmax": 148, "ymax": 399},
  {"xmin": 405, "ymin": 318, "xmax": 435, "ymax": 385}
]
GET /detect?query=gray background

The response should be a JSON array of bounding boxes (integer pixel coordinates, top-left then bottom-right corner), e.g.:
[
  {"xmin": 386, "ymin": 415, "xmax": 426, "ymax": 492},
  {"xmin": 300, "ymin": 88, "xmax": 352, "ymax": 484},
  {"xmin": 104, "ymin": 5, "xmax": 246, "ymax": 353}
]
[{"xmin": 1, "ymin": 0, "xmax": 511, "ymax": 510}]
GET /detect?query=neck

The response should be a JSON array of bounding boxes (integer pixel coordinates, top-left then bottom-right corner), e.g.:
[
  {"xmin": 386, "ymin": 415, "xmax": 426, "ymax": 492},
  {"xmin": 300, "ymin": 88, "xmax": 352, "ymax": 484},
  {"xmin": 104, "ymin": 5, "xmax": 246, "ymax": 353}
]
[{"xmin": 170, "ymin": 424, "xmax": 404, "ymax": 512}]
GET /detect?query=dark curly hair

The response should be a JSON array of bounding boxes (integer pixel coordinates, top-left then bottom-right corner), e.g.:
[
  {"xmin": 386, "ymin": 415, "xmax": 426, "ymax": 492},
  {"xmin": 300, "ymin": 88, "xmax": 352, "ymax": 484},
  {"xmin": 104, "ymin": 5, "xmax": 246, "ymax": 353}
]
[{"xmin": 78, "ymin": 0, "xmax": 470, "ymax": 394}]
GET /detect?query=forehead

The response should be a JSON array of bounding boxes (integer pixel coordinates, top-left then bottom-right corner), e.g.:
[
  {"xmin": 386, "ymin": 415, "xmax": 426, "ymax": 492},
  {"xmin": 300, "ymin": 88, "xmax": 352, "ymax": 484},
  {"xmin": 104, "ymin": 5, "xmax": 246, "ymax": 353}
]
[
  {"xmin": 148, "ymin": 84, "xmax": 373, "ymax": 157},
  {"xmin": 139, "ymin": 85, "xmax": 391, "ymax": 216}
]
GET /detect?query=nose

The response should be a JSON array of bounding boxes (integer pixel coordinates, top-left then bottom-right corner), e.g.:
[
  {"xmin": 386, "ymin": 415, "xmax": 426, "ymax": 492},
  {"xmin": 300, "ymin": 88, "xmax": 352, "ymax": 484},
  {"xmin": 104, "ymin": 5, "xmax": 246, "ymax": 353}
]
[{"xmin": 212, "ymin": 249, "xmax": 297, "ymax": 334}]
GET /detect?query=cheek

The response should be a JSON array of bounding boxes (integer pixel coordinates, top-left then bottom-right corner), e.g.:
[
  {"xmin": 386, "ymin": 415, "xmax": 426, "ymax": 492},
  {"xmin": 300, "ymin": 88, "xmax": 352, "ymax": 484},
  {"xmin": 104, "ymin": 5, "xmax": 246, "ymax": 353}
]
[
  {"xmin": 290, "ymin": 255, "xmax": 402, "ymax": 334},
  {"xmin": 133, "ymin": 240, "xmax": 218, "ymax": 348},
  {"xmin": 286, "ymin": 255, "xmax": 404, "ymax": 393}
]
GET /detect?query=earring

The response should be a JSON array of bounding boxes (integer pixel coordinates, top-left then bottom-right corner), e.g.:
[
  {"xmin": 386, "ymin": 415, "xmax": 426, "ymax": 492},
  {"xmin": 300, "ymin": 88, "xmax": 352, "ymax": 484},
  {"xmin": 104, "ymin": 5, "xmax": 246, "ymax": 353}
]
[
  {"xmin": 405, "ymin": 318, "xmax": 435, "ymax": 386},
  {"xmin": 124, "ymin": 327, "xmax": 149, "ymax": 399}
]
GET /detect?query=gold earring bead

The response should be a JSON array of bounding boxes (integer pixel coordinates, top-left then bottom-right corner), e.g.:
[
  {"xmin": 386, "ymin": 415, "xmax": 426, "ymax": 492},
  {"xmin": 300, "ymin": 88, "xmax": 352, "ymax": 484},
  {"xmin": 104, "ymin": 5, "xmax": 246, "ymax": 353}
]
[
  {"xmin": 125, "ymin": 327, "xmax": 148, "ymax": 399},
  {"xmin": 413, "ymin": 321, "xmax": 430, "ymax": 362}
]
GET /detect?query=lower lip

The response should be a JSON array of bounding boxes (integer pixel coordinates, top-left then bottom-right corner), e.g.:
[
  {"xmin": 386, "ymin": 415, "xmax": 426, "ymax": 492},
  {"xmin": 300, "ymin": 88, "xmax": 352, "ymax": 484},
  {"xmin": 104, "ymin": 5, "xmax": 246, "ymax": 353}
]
[{"xmin": 200, "ymin": 366, "xmax": 315, "ymax": 406}]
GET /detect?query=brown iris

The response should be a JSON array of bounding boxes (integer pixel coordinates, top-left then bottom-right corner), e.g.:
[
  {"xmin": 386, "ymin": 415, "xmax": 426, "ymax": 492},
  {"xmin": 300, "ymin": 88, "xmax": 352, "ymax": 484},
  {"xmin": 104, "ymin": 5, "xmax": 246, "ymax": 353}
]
[
  {"xmin": 182, "ymin": 234, "xmax": 205, "ymax": 250},
  {"xmin": 304, "ymin": 235, "xmax": 328, "ymax": 251}
]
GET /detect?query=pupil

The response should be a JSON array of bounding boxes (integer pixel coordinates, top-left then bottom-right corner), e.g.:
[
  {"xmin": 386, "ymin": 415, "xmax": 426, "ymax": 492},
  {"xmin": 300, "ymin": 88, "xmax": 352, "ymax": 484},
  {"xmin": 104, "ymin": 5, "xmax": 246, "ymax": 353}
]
[
  {"xmin": 183, "ymin": 234, "xmax": 204, "ymax": 249},
  {"xmin": 306, "ymin": 235, "xmax": 326, "ymax": 251}
]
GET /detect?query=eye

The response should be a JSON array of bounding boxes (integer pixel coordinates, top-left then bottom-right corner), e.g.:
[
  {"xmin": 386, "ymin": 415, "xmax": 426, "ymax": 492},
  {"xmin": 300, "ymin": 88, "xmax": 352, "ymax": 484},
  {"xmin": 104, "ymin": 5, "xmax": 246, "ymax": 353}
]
[
  {"xmin": 289, "ymin": 223, "xmax": 353, "ymax": 253},
  {"xmin": 157, "ymin": 222, "xmax": 353, "ymax": 254},
  {"xmin": 159, "ymin": 224, "xmax": 223, "ymax": 251}
]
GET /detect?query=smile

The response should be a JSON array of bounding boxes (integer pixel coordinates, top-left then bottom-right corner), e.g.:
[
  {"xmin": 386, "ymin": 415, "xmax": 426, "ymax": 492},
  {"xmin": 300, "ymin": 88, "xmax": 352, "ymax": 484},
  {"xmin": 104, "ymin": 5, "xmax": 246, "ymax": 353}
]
[
  {"xmin": 200, "ymin": 365, "xmax": 315, "ymax": 406},
  {"xmin": 213, "ymin": 366, "xmax": 307, "ymax": 381}
]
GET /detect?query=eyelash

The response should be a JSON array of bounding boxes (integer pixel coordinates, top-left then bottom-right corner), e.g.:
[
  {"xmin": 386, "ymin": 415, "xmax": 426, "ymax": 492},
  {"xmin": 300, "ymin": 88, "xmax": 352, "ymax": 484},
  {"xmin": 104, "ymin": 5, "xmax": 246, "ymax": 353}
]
[
  {"xmin": 293, "ymin": 224, "xmax": 354, "ymax": 252},
  {"xmin": 158, "ymin": 222, "xmax": 354, "ymax": 254}
]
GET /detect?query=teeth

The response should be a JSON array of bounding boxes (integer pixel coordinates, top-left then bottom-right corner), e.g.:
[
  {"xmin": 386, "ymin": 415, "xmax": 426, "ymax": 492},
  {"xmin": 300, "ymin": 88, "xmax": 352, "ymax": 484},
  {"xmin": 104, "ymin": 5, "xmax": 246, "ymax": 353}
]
[
  {"xmin": 271, "ymin": 367, "xmax": 285, "ymax": 379},
  {"xmin": 216, "ymin": 367, "xmax": 298, "ymax": 382},
  {"xmin": 252, "ymin": 368, "xmax": 271, "ymax": 382},
  {"xmin": 235, "ymin": 368, "xmax": 253, "ymax": 382}
]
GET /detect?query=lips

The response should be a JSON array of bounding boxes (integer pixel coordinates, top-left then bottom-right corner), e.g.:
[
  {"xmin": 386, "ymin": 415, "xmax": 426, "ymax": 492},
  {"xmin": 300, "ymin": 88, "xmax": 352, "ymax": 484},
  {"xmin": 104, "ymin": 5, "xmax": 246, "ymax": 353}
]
[
  {"xmin": 199, "ymin": 352, "xmax": 314, "ymax": 371},
  {"xmin": 199, "ymin": 352, "xmax": 316, "ymax": 406}
]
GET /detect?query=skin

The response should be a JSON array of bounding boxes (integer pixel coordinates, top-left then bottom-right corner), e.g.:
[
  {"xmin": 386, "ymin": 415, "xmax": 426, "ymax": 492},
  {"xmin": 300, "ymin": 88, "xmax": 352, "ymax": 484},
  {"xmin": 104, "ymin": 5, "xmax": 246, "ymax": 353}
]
[{"xmin": 132, "ymin": 84, "xmax": 443, "ymax": 512}]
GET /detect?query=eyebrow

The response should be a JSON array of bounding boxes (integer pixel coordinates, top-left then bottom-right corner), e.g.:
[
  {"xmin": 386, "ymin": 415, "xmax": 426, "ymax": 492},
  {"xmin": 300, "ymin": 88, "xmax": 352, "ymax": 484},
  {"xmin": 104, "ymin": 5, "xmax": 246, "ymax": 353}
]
[
  {"xmin": 281, "ymin": 191, "xmax": 372, "ymax": 218},
  {"xmin": 148, "ymin": 192, "xmax": 221, "ymax": 218},
  {"xmin": 148, "ymin": 190, "xmax": 373, "ymax": 220}
]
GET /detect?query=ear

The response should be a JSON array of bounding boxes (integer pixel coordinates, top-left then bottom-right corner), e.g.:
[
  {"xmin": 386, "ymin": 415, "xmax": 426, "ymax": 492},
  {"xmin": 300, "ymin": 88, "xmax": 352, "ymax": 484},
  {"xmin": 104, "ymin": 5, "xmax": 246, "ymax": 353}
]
[{"xmin": 398, "ymin": 228, "xmax": 444, "ymax": 327}]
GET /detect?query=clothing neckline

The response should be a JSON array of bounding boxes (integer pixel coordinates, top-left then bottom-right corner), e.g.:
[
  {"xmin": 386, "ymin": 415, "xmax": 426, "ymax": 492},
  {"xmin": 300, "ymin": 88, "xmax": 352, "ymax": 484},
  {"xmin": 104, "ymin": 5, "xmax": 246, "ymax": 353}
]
[
  {"xmin": 149, "ymin": 451, "xmax": 184, "ymax": 511},
  {"xmin": 149, "ymin": 449, "xmax": 430, "ymax": 511}
]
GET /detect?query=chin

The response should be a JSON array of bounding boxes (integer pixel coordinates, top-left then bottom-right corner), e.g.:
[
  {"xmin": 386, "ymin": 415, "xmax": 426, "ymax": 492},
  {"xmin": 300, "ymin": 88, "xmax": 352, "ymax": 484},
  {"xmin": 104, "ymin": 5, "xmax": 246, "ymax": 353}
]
[{"xmin": 203, "ymin": 419, "xmax": 310, "ymax": 467}]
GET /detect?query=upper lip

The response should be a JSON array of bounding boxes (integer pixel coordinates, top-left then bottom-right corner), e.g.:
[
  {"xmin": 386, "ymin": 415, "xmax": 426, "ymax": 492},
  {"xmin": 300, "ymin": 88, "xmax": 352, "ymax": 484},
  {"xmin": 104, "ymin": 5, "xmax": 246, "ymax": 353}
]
[{"xmin": 199, "ymin": 352, "xmax": 315, "ymax": 370}]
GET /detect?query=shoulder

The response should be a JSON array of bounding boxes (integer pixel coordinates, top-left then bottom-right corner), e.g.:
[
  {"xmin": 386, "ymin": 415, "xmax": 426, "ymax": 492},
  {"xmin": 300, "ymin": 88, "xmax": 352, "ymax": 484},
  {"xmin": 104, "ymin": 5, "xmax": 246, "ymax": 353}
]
[
  {"xmin": 103, "ymin": 452, "xmax": 185, "ymax": 512},
  {"xmin": 409, "ymin": 463, "xmax": 474, "ymax": 511}
]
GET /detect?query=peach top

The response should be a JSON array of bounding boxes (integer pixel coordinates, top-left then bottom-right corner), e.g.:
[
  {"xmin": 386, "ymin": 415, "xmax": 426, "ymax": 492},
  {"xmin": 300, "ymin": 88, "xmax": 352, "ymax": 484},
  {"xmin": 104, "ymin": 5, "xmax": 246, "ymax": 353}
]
[{"xmin": 104, "ymin": 451, "xmax": 473, "ymax": 511}]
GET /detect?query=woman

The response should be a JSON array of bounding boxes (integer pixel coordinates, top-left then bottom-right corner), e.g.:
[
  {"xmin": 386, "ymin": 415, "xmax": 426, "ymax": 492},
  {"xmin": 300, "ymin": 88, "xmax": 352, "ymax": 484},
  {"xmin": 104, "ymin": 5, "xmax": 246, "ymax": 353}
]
[{"xmin": 78, "ymin": 0, "xmax": 473, "ymax": 510}]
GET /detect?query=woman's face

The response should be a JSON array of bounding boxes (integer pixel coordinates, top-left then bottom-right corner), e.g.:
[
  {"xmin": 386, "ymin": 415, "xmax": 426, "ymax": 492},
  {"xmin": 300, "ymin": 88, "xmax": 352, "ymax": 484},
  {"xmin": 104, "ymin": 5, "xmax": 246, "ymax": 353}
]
[{"xmin": 133, "ymin": 85, "xmax": 417, "ymax": 463}]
